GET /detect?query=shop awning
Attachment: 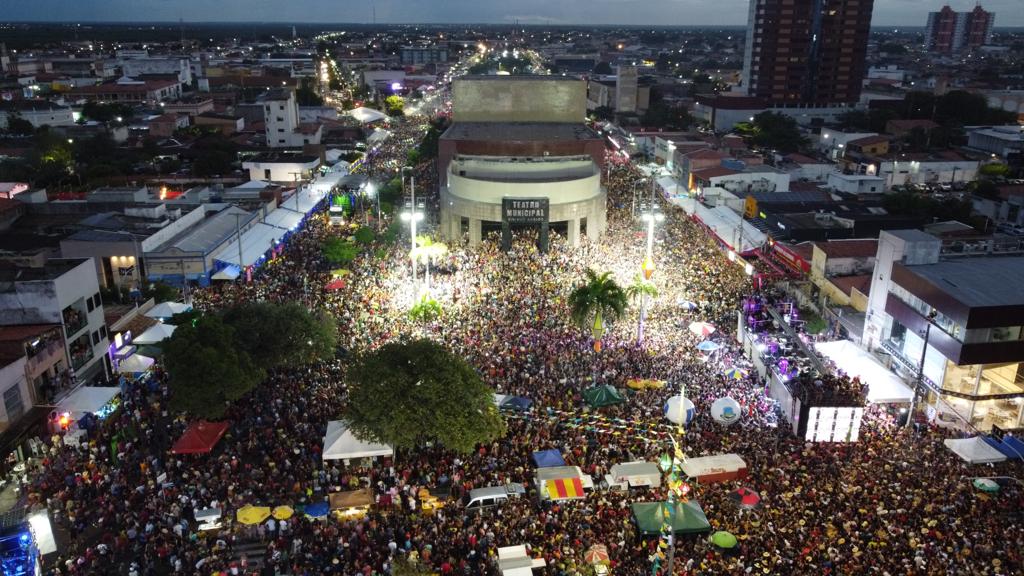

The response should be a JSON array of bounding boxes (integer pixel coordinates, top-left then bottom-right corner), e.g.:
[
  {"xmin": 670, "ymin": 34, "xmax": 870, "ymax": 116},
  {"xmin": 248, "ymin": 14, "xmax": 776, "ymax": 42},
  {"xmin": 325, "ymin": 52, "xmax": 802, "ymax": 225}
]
[
  {"xmin": 322, "ymin": 420, "xmax": 393, "ymax": 460},
  {"xmin": 545, "ymin": 477, "xmax": 585, "ymax": 500},
  {"xmin": 56, "ymin": 386, "xmax": 120, "ymax": 416},
  {"xmin": 814, "ymin": 340, "xmax": 914, "ymax": 404},
  {"xmin": 171, "ymin": 420, "xmax": 230, "ymax": 454}
]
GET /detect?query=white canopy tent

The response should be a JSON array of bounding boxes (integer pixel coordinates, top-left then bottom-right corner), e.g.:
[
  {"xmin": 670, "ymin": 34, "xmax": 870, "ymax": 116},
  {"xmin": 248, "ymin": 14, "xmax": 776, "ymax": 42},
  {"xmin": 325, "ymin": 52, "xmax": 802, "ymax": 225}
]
[
  {"xmin": 348, "ymin": 106, "xmax": 388, "ymax": 124},
  {"xmin": 309, "ymin": 169, "xmax": 348, "ymax": 196},
  {"xmin": 367, "ymin": 128, "xmax": 392, "ymax": 144},
  {"xmin": 944, "ymin": 437, "xmax": 1008, "ymax": 464},
  {"xmin": 693, "ymin": 204, "xmax": 766, "ymax": 253},
  {"xmin": 322, "ymin": 420, "xmax": 394, "ymax": 460},
  {"xmin": 497, "ymin": 545, "xmax": 546, "ymax": 575},
  {"xmin": 133, "ymin": 323, "xmax": 176, "ymax": 345},
  {"xmin": 263, "ymin": 207, "xmax": 305, "ymax": 232},
  {"xmin": 145, "ymin": 301, "xmax": 191, "ymax": 319},
  {"xmin": 211, "ymin": 265, "xmax": 241, "ymax": 281},
  {"xmin": 56, "ymin": 386, "xmax": 120, "ymax": 416},
  {"xmin": 117, "ymin": 354, "xmax": 155, "ymax": 374},
  {"xmin": 814, "ymin": 340, "xmax": 914, "ymax": 404},
  {"xmin": 657, "ymin": 175, "xmax": 685, "ymax": 198},
  {"xmin": 213, "ymin": 223, "xmax": 281, "ymax": 268}
]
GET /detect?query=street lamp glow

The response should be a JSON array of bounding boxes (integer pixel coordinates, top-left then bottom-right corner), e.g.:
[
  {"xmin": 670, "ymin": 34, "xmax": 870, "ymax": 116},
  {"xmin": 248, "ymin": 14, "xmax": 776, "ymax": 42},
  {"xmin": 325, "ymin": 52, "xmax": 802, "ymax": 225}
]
[
  {"xmin": 727, "ymin": 250, "xmax": 736, "ymax": 262},
  {"xmin": 400, "ymin": 211, "xmax": 424, "ymax": 222}
]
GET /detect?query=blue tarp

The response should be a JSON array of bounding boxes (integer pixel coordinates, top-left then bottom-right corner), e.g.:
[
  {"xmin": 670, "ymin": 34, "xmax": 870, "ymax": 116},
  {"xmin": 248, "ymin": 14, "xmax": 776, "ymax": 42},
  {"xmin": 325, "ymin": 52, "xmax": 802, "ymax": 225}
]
[
  {"xmin": 983, "ymin": 435, "xmax": 1024, "ymax": 460},
  {"xmin": 303, "ymin": 501, "xmax": 329, "ymax": 518},
  {"xmin": 532, "ymin": 449, "xmax": 566, "ymax": 468},
  {"xmin": 501, "ymin": 396, "xmax": 533, "ymax": 411}
]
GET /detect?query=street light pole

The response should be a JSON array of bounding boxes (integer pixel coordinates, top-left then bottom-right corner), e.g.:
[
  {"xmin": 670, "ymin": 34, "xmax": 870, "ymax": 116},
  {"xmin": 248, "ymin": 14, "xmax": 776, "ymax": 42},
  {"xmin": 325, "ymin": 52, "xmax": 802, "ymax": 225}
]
[
  {"xmin": 233, "ymin": 213, "xmax": 245, "ymax": 280},
  {"xmin": 906, "ymin": 309, "xmax": 937, "ymax": 428}
]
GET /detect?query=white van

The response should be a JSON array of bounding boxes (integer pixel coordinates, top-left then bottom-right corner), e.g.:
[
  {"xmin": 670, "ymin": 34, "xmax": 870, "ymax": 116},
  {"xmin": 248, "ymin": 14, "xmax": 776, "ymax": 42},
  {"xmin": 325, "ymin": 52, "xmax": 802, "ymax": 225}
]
[{"xmin": 465, "ymin": 483, "xmax": 525, "ymax": 512}]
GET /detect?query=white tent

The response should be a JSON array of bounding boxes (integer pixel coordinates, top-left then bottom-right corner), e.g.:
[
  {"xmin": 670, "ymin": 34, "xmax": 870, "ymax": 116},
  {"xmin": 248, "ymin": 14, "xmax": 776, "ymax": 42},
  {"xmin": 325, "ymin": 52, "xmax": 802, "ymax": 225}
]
[
  {"xmin": 814, "ymin": 340, "xmax": 914, "ymax": 404},
  {"xmin": 145, "ymin": 301, "xmax": 191, "ymax": 319},
  {"xmin": 213, "ymin": 223, "xmax": 281, "ymax": 268},
  {"xmin": 322, "ymin": 420, "xmax": 393, "ymax": 460},
  {"xmin": 348, "ymin": 107, "xmax": 387, "ymax": 124},
  {"xmin": 681, "ymin": 453, "xmax": 748, "ymax": 483},
  {"xmin": 56, "ymin": 386, "xmax": 120, "ymax": 416},
  {"xmin": 211, "ymin": 265, "xmax": 241, "ymax": 281},
  {"xmin": 133, "ymin": 323, "xmax": 176, "ymax": 345},
  {"xmin": 944, "ymin": 437, "xmax": 1008, "ymax": 464},
  {"xmin": 118, "ymin": 354, "xmax": 155, "ymax": 374},
  {"xmin": 497, "ymin": 545, "xmax": 546, "ymax": 575},
  {"xmin": 367, "ymin": 128, "xmax": 392, "ymax": 144},
  {"xmin": 657, "ymin": 175, "xmax": 685, "ymax": 197},
  {"xmin": 693, "ymin": 203, "xmax": 766, "ymax": 253},
  {"xmin": 264, "ymin": 207, "xmax": 304, "ymax": 232}
]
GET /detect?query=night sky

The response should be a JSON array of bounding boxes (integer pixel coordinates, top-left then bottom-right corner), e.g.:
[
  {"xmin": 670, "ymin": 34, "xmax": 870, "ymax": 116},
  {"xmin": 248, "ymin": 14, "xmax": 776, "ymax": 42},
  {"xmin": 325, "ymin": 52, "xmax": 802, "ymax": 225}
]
[{"xmin": 3, "ymin": 0, "xmax": 1021, "ymax": 27}]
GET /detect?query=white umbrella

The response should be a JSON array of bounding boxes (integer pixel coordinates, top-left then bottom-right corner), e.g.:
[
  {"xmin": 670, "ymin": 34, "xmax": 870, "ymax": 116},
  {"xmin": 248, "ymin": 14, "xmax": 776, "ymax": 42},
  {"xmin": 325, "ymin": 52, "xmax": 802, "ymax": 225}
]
[
  {"xmin": 689, "ymin": 322, "xmax": 716, "ymax": 337},
  {"xmin": 145, "ymin": 301, "xmax": 191, "ymax": 320},
  {"xmin": 133, "ymin": 323, "xmax": 177, "ymax": 345},
  {"xmin": 117, "ymin": 354, "xmax": 154, "ymax": 374}
]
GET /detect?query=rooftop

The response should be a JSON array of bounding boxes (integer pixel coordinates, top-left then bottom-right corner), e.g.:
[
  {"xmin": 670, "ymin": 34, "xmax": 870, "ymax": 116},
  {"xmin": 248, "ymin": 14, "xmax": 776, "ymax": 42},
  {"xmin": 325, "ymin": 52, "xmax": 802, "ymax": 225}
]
[
  {"xmin": 0, "ymin": 258, "xmax": 88, "ymax": 283},
  {"xmin": 0, "ymin": 324, "xmax": 60, "ymax": 343},
  {"xmin": 815, "ymin": 239, "xmax": 879, "ymax": 259},
  {"xmin": 829, "ymin": 274, "xmax": 872, "ymax": 298},
  {"xmin": 907, "ymin": 257, "xmax": 1024, "ymax": 308},
  {"xmin": 442, "ymin": 122, "xmax": 601, "ymax": 142},
  {"xmin": 151, "ymin": 206, "xmax": 251, "ymax": 255}
]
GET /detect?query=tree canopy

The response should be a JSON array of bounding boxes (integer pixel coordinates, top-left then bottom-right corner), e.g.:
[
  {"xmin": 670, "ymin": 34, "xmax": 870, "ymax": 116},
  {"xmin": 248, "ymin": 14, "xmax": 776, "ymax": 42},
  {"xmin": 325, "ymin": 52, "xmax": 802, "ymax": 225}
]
[
  {"xmin": 345, "ymin": 339, "xmax": 505, "ymax": 453},
  {"xmin": 221, "ymin": 302, "xmax": 336, "ymax": 370},
  {"xmin": 747, "ymin": 112, "xmax": 808, "ymax": 153},
  {"xmin": 164, "ymin": 315, "xmax": 265, "ymax": 419},
  {"xmin": 568, "ymin": 269, "xmax": 628, "ymax": 340},
  {"xmin": 384, "ymin": 95, "xmax": 404, "ymax": 116}
]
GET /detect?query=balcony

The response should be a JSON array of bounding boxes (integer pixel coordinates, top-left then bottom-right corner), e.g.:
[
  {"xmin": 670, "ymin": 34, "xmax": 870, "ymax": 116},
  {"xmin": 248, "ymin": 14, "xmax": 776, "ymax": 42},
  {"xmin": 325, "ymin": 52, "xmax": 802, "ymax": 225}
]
[
  {"xmin": 25, "ymin": 340, "xmax": 64, "ymax": 374},
  {"xmin": 70, "ymin": 347, "xmax": 95, "ymax": 372}
]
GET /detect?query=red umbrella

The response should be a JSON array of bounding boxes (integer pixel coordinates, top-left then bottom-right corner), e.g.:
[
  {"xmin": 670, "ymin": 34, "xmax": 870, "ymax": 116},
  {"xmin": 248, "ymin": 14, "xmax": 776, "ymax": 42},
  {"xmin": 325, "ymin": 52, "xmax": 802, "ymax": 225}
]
[
  {"xmin": 730, "ymin": 487, "xmax": 761, "ymax": 509},
  {"xmin": 584, "ymin": 544, "xmax": 609, "ymax": 564},
  {"xmin": 326, "ymin": 279, "xmax": 346, "ymax": 291}
]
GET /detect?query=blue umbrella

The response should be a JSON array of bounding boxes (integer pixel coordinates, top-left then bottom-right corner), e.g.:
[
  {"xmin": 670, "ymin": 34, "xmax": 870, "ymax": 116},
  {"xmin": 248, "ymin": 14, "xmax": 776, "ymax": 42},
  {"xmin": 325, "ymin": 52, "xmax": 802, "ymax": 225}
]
[
  {"xmin": 696, "ymin": 340, "xmax": 721, "ymax": 352},
  {"xmin": 501, "ymin": 396, "xmax": 533, "ymax": 412},
  {"xmin": 303, "ymin": 501, "xmax": 329, "ymax": 518}
]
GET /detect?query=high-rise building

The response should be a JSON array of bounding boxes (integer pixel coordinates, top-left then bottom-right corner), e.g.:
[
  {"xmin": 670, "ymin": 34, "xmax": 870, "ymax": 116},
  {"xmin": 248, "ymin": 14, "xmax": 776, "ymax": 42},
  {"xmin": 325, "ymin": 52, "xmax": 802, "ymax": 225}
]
[
  {"xmin": 741, "ymin": 0, "xmax": 874, "ymax": 108},
  {"xmin": 925, "ymin": 5, "xmax": 995, "ymax": 54}
]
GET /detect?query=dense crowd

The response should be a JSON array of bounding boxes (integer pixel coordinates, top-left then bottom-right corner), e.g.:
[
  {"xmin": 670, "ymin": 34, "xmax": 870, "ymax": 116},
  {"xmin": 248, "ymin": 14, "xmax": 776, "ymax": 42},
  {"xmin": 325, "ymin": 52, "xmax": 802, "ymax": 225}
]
[{"xmin": 21, "ymin": 125, "xmax": 1024, "ymax": 576}]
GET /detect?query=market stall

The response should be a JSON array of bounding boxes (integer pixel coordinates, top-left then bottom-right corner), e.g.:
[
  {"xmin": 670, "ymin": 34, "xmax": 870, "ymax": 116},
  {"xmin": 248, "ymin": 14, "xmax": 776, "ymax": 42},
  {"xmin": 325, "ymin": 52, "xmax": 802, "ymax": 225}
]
[
  {"xmin": 944, "ymin": 436, "xmax": 1008, "ymax": 464},
  {"xmin": 329, "ymin": 488, "xmax": 373, "ymax": 520},
  {"xmin": 631, "ymin": 501, "xmax": 711, "ymax": 535},
  {"xmin": 680, "ymin": 454, "xmax": 748, "ymax": 484}
]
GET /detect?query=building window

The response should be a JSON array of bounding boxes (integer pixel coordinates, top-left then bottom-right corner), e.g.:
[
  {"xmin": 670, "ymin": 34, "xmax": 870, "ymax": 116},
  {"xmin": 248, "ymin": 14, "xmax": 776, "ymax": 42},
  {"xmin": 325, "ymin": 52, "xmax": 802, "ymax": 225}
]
[
  {"xmin": 100, "ymin": 325, "xmax": 108, "ymax": 339},
  {"xmin": 92, "ymin": 331, "xmax": 100, "ymax": 345},
  {"xmin": 87, "ymin": 297, "xmax": 95, "ymax": 313},
  {"xmin": 93, "ymin": 292, "xmax": 100, "ymax": 309},
  {"xmin": 3, "ymin": 385, "xmax": 24, "ymax": 420}
]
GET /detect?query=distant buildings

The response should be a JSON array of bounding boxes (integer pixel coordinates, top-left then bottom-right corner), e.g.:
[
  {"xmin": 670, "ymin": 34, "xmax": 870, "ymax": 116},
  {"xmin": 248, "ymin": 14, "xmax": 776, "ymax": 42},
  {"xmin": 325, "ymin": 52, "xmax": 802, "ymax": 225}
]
[
  {"xmin": 261, "ymin": 88, "xmax": 323, "ymax": 148},
  {"xmin": 400, "ymin": 46, "xmax": 449, "ymax": 66},
  {"xmin": 924, "ymin": 5, "xmax": 995, "ymax": 54},
  {"xmin": 741, "ymin": 0, "xmax": 873, "ymax": 108}
]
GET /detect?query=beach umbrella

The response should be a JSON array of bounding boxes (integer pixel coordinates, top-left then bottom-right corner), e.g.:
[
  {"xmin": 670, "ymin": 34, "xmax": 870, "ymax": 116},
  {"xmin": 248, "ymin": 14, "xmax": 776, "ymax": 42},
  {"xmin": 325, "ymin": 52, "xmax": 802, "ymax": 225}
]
[
  {"xmin": 272, "ymin": 505, "xmax": 294, "ymax": 520},
  {"xmin": 689, "ymin": 321, "xmax": 716, "ymax": 337},
  {"xmin": 711, "ymin": 531, "xmax": 738, "ymax": 549},
  {"xmin": 235, "ymin": 505, "xmax": 271, "ymax": 525},
  {"xmin": 696, "ymin": 340, "xmax": 721, "ymax": 352},
  {"xmin": 678, "ymin": 299, "xmax": 698, "ymax": 311},
  {"xmin": 585, "ymin": 544, "xmax": 609, "ymax": 564},
  {"xmin": 722, "ymin": 366, "xmax": 747, "ymax": 380},
  {"xmin": 326, "ymin": 279, "xmax": 347, "ymax": 291},
  {"xmin": 729, "ymin": 487, "xmax": 762, "ymax": 509},
  {"xmin": 973, "ymin": 478, "xmax": 1000, "ymax": 493},
  {"xmin": 303, "ymin": 501, "xmax": 330, "ymax": 518}
]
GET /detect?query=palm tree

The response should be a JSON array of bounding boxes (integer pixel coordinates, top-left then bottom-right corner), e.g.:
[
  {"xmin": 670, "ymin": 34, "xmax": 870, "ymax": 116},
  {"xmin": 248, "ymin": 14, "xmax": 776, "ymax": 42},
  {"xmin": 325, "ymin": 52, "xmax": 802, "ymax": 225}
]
[
  {"xmin": 410, "ymin": 235, "xmax": 448, "ymax": 296},
  {"xmin": 568, "ymin": 269, "xmax": 628, "ymax": 353},
  {"xmin": 627, "ymin": 275, "xmax": 659, "ymax": 346}
]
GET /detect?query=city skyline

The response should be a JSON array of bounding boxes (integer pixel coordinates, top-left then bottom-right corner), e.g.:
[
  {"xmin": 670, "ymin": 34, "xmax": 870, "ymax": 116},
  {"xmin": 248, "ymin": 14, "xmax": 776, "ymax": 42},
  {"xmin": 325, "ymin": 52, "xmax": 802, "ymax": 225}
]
[{"xmin": 1, "ymin": 0, "xmax": 1021, "ymax": 27}]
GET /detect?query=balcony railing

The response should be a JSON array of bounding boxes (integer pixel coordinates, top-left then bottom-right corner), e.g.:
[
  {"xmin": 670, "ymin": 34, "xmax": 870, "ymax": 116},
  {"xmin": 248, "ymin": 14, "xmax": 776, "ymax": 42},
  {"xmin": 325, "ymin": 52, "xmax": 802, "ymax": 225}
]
[
  {"xmin": 25, "ymin": 341, "xmax": 64, "ymax": 373},
  {"xmin": 64, "ymin": 318, "xmax": 88, "ymax": 339},
  {"xmin": 70, "ymin": 348, "xmax": 95, "ymax": 371}
]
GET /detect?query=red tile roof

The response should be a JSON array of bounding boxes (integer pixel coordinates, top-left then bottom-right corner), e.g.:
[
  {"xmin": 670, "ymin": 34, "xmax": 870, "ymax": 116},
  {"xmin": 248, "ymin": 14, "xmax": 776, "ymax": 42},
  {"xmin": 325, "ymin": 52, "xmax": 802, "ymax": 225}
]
[{"xmin": 830, "ymin": 274, "xmax": 872, "ymax": 297}]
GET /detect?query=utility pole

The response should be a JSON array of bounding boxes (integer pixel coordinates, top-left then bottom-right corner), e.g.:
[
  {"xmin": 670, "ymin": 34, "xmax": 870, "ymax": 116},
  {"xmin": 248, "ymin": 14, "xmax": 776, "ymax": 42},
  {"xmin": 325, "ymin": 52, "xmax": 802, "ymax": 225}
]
[{"xmin": 234, "ymin": 213, "xmax": 245, "ymax": 279}]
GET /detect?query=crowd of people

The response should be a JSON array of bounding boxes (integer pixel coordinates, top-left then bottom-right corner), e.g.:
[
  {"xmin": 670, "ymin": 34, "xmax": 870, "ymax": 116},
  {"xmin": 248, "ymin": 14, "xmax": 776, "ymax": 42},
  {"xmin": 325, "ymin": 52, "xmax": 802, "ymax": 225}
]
[{"xmin": 19, "ymin": 119, "xmax": 1024, "ymax": 576}]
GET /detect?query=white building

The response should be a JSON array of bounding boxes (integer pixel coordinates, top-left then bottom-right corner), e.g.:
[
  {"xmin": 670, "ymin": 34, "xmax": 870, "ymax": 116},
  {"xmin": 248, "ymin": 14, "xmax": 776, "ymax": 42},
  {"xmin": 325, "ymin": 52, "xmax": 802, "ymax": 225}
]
[
  {"xmin": 243, "ymin": 153, "xmax": 321, "ymax": 183},
  {"xmin": 0, "ymin": 100, "xmax": 75, "ymax": 129},
  {"xmin": 827, "ymin": 173, "xmax": 885, "ymax": 194},
  {"xmin": 120, "ymin": 56, "xmax": 193, "ymax": 85},
  {"xmin": 0, "ymin": 259, "xmax": 110, "ymax": 382},
  {"xmin": 263, "ymin": 88, "xmax": 322, "ymax": 148},
  {"xmin": 966, "ymin": 125, "xmax": 1023, "ymax": 158},
  {"xmin": 0, "ymin": 356, "xmax": 32, "ymax": 431}
]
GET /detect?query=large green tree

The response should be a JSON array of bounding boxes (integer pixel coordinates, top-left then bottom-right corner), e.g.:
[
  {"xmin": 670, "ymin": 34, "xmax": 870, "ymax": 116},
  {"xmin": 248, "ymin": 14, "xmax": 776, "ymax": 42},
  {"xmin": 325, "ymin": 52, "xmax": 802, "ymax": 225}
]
[
  {"xmin": 345, "ymin": 339, "xmax": 505, "ymax": 453},
  {"xmin": 164, "ymin": 316, "xmax": 265, "ymax": 419},
  {"xmin": 749, "ymin": 112, "xmax": 808, "ymax": 153},
  {"xmin": 221, "ymin": 302, "xmax": 336, "ymax": 370}
]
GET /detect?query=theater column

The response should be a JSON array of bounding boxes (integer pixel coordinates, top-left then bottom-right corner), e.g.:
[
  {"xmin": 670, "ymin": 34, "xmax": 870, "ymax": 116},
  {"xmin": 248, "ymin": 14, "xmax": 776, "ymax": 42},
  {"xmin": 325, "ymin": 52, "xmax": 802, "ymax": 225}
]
[
  {"xmin": 568, "ymin": 217, "xmax": 580, "ymax": 247},
  {"xmin": 469, "ymin": 218, "xmax": 482, "ymax": 246}
]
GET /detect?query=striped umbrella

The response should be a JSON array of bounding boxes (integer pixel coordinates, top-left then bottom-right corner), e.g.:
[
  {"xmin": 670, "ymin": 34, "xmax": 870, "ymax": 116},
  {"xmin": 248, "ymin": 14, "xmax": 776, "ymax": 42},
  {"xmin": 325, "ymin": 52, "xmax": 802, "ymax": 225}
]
[
  {"xmin": 723, "ymin": 366, "xmax": 748, "ymax": 380},
  {"xmin": 584, "ymin": 544, "xmax": 609, "ymax": 564}
]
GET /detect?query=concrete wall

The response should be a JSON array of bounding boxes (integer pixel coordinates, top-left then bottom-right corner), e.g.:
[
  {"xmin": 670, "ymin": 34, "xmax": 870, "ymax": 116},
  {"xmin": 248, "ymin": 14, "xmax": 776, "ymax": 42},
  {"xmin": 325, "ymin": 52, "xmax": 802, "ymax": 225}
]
[
  {"xmin": 452, "ymin": 78, "xmax": 586, "ymax": 123},
  {"xmin": 447, "ymin": 168, "xmax": 601, "ymax": 205},
  {"xmin": 0, "ymin": 356, "xmax": 30, "ymax": 430}
]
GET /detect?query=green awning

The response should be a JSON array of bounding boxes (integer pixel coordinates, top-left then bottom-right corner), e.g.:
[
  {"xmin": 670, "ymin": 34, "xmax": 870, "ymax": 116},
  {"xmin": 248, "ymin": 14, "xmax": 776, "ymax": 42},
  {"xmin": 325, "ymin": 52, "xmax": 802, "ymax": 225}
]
[
  {"xmin": 631, "ymin": 501, "xmax": 711, "ymax": 535},
  {"xmin": 583, "ymin": 385, "xmax": 625, "ymax": 408}
]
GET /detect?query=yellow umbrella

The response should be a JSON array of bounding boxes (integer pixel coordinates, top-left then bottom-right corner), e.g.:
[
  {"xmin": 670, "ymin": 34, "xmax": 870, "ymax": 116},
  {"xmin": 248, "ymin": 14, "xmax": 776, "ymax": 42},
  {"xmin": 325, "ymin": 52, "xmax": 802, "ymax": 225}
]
[
  {"xmin": 272, "ymin": 505, "xmax": 294, "ymax": 520},
  {"xmin": 331, "ymin": 269, "xmax": 352, "ymax": 278},
  {"xmin": 236, "ymin": 505, "xmax": 271, "ymax": 525}
]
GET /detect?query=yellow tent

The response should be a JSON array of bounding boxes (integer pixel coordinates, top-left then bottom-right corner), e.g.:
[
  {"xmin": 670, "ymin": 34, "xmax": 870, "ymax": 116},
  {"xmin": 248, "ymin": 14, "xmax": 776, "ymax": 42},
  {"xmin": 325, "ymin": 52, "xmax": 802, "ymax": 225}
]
[
  {"xmin": 236, "ymin": 505, "xmax": 271, "ymax": 525},
  {"xmin": 272, "ymin": 505, "xmax": 294, "ymax": 520}
]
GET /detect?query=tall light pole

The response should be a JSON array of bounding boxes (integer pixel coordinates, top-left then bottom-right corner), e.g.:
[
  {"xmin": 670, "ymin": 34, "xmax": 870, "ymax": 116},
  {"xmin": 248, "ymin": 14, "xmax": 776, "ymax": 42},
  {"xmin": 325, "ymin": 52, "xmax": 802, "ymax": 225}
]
[
  {"xmin": 906, "ymin": 308, "xmax": 938, "ymax": 428},
  {"xmin": 638, "ymin": 193, "xmax": 663, "ymax": 346},
  {"xmin": 400, "ymin": 168, "xmax": 424, "ymax": 290}
]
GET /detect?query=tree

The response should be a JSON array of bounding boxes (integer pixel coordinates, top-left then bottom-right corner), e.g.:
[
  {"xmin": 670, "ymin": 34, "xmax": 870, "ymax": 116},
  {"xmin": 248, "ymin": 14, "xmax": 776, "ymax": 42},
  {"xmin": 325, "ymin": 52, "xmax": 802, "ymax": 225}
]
[
  {"xmin": 593, "ymin": 62, "xmax": 613, "ymax": 75},
  {"xmin": 323, "ymin": 237, "xmax": 359, "ymax": 264},
  {"xmin": 749, "ymin": 112, "xmax": 808, "ymax": 153},
  {"xmin": 146, "ymin": 281, "xmax": 180, "ymax": 303},
  {"xmin": 408, "ymin": 296, "xmax": 442, "ymax": 323},
  {"xmin": 296, "ymin": 78, "xmax": 324, "ymax": 106},
  {"xmin": 384, "ymin": 95, "xmax": 404, "ymax": 116},
  {"xmin": 221, "ymin": 302, "xmax": 337, "ymax": 370},
  {"xmin": 592, "ymin": 106, "xmax": 615, "ymax": 122},
  {"xmin": 345, "ymin": 339, "xmax": 506, "ymax": 453},
  {"xmin": 164, "ymin": 316, "xmax": 265, "ymax": 419},
  {"xmin": 354, "ymin": 226, "xmax": 376, "ymax": 245},
  {"xmin": 568, "ymin": 269, "xmax": 628, "ymax": 352},
  {"xmin": 4, "ymin": 113, "xmax": 34, "ymax": 136},
  {"xmin": 626, "ymin": 275, "xmax": 659, "ymax": 346}
]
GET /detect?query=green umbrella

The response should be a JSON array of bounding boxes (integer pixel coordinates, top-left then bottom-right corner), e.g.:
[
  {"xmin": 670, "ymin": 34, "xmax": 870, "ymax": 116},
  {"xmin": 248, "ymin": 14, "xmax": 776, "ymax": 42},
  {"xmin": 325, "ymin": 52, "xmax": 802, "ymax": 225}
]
[
  {"xmin": 973, "ymin": 478, "xmax": 1000, "ymax": 493},
  {"xmin": 711, "ymin": 530, "xmax": 738, "ymax": 549}
]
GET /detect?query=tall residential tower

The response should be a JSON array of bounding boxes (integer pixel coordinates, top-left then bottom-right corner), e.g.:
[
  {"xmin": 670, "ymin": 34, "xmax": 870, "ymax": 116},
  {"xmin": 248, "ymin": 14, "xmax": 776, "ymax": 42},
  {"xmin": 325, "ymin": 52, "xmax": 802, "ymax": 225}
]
[
  {"xmin": 925, "ymin": 5, "xmax": 995, "ymax": 54},
  {"xmin": 741, "ymin": 0, "xmax": 874, "ymax": 107}
]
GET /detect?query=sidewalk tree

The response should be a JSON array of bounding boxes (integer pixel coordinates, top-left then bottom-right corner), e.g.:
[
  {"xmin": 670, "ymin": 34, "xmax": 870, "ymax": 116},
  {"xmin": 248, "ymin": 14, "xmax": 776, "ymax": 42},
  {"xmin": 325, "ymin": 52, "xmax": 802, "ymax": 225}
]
[
  {"xmin": 164, "ymin": 315, "xmax": 264, "ymax": 419},
  {"xmin": 345, "ymin": 339, "xmax": 505, "ymax": 453},
  {"xmin": 569, "ymin": 269, "xmax": 628, "ymax": 351},
  {"xmin": 222, "ymin": 302, "xmax": 337, "ymax": 369}
]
